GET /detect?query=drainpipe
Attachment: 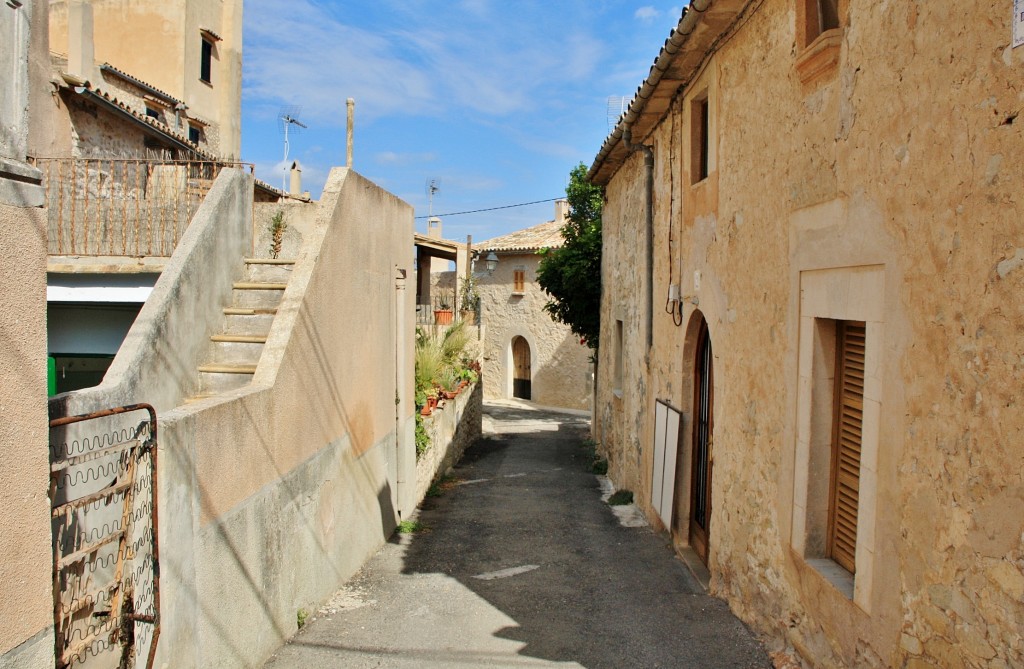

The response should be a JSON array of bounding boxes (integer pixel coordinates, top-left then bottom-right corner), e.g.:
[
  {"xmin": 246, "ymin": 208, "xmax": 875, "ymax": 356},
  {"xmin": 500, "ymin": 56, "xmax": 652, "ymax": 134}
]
[{"xmin": 623, "ymin": 128, "xmax": 655, "ymax": 354}]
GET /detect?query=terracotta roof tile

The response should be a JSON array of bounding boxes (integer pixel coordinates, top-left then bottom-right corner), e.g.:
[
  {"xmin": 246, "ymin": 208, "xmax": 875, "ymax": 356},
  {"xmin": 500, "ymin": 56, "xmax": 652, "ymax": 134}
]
[{"xmin": 476, "ymin": 219, "xmax": 564, "ymax": 253}]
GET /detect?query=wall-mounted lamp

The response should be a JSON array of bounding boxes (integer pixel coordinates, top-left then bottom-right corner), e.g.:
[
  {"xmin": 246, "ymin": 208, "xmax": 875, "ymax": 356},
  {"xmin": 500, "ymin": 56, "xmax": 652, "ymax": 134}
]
[{"xmin": 473, "ymin": 250, "xmax": 499, "ymax": 276}]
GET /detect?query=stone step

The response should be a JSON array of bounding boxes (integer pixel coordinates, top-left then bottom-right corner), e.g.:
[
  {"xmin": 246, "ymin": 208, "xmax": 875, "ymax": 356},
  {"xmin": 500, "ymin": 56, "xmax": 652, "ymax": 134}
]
[
  {"xmin": 245, "ymin": 258, "xmax": 296, "ymax": 283},
  {"xmin": 197, "ymin": 364, "xmax": 257, "ymax": 394},
  {"xmin": 210, "ymin": 339, "xmax": 265, "ymax": 365},
  {"xmin": 222, "ymin": 308, "xmax": 277, "ymax": 336},
  {"xmin": 232, "ymin": 282, "xmax": 287, "ymax": 309},
  {"xmin": 211, "ymin": 334, "xmax": 268, "ymax": 344}
]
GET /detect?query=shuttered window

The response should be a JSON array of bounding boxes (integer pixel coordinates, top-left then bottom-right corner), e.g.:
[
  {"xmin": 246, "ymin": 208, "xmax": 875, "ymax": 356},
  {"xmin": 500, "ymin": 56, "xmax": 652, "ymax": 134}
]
[
  {"xmin": 513, "ymin": 268, "xmax": 525, "ymax": 293},
  {"xmin": 827, "ymin": 320, "xmax": 865, "ymax": 573}
]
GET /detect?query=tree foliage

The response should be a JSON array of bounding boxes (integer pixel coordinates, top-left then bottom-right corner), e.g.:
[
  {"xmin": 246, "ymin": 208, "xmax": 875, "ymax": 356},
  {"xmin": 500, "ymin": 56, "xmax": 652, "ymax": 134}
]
[{"xmin": 537, "ymin": 162, "xmax": 603, "ymax": 350}]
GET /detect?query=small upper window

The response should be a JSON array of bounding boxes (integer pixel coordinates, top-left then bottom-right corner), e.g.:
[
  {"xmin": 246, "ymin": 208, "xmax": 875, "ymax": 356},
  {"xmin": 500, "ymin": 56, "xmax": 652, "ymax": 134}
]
[
  {"xmin": 145, "ymin": 107, "xmax": 160, "ymax": 120},
  {"xmin": 200, "ymin": 38, "xmax": 213, "ymax": 83},
  {"xmin": 801, "ymin": 0, "xmax": 840, "ymax": 48},
  {"xmin": 690, "ymin": 93, "xmax": 710, "ymax": 184},
  {"xmin": 188, "ymin": 125, "xmax": 201, "ymax": 144},
  {"xmin": 513, "ymin": 267, "xmax": 526, "ymax": 294}
]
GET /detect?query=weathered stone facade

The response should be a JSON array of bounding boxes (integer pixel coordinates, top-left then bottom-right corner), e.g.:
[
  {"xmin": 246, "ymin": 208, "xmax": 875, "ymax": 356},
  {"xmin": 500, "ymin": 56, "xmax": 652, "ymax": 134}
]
[
  {"xmin": 475, "ymin": 209, "xmax": 593, "ymax": 412},
  {"xmin": 592, "ymin": 1, "xmax": 1024, "ymax": 667},
  {"xmin": 43, "ymin": 0, "xmax": 242, "ymax": 160}
]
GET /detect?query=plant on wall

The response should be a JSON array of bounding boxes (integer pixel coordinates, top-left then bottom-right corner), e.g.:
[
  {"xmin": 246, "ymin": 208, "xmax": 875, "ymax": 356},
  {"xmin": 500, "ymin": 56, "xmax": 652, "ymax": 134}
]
[
  {"xmin": 458, "ymin": 273, "xmax": 480, "ymax": 313},
  {"xmin": 268, "ymin": 210, "xmax": 287, "ymax": 259},
  {"xmin": 413, "ymin": 321, "xmax": 478, "ymax": 457}
]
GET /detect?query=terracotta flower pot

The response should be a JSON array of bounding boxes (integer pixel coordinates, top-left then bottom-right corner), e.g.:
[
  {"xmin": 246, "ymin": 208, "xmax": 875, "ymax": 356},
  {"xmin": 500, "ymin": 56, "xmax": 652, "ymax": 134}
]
[{"xmin": 434, "ymin": 309, "xmax": 453, "ymax": 325}]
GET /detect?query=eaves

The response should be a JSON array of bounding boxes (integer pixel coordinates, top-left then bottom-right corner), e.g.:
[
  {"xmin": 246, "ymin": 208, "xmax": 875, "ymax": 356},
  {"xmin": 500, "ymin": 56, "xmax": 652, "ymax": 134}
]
[{"xmin": 588, "ymin": 0, "xmax": 751, "ymax": 186}]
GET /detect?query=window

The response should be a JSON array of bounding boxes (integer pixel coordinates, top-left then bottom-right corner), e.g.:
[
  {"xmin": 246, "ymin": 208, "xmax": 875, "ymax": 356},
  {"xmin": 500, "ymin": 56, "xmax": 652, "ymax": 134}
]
[
  {"xmin": 200, "ymin": 37, "xmax": 213, "ymax": 83},
  {"xmin": 188, "ymin": 124, "xmax": 201, "ymax": 144},
  {"xmin": 613, "ymin": 319, "xmax": 624, "ymax": 393},
  {"xmin": 145, "ymin": 106, "xmax": 160, "ymax": 120},
  {"xmin": 512, "ymin": 266, "xmax": 525, "ymax": 293},
  {"xmin": 792, "ymin": 265, "xmax": 883, "ymax": 608},
  {"xmin": 691, "ymin": 95, "xmax": 710, "ymax": 184},
  {"xmin": 795, "ymin": 0, "xmax": 843, "ymax": 84},
  {"xmin": 827, "ymin": 320, "xmax": 865, "ymax": 574}
]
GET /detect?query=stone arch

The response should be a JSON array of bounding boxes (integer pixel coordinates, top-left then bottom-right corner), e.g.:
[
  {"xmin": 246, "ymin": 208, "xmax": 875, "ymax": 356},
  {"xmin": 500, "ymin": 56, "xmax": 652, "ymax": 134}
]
[{"xmin": 670, "ymin": 309, "xmax": 715, "ymax": 556}]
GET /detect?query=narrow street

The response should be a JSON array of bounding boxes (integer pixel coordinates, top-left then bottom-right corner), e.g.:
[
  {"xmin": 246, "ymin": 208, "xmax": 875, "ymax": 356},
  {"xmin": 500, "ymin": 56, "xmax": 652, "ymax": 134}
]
[{"xmin": 263, "ymin": 401, "xmax": 770, "ymax": 668}]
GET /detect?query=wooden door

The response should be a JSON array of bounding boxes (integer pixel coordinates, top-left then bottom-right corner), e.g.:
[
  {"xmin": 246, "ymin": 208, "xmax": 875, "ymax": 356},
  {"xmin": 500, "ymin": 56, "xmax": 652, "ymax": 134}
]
[
  {"xmin": 689, "ymin": 319, "xmax": 714, "ymax": 565},
  {"xmin": 512, "ymin": 336, "xmax": 531, "ymax": 399}
]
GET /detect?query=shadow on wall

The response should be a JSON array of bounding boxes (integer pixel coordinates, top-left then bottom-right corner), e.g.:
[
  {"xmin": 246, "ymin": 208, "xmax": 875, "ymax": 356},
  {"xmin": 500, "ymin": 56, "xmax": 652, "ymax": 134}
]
[{"xmin": 529, "ymin": 332, "xmax": 592, "ymax": 411}]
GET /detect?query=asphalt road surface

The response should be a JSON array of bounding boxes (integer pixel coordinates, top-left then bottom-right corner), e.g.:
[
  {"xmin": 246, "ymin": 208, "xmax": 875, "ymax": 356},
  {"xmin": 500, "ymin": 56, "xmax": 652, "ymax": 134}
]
[{"xmin": 264, "ymin": 401, "xmax": 770, "ymax": 668}]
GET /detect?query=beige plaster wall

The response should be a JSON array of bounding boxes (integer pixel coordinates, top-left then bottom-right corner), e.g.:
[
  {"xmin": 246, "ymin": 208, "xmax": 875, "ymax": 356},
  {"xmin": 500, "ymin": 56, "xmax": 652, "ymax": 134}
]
[
  {"xmin": 596, "ymin": 0, "xmax": 1024, "ymax": 666},
  {"xmin": 48, "ymin": 167, "xmax": 417, "ymax": 667},
  {"xmin": 162, "ymin": 168, "xmax": 415, "ymax": 667},
  {"xmin": 0, "ymin": 201, "xmax": 54, "ymax": 668},
  {"xmin": 478, "ymin": 252, "xmax": 592, "ymax": 411},
  {"xmin": 0, "ymin": 4, "xmax": 57, "ymax": 667}
]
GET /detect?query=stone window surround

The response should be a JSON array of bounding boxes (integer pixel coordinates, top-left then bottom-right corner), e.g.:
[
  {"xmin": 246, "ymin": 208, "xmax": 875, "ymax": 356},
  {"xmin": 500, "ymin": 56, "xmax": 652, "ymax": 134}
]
[
  {"xmin": 791, "ymin": 264, "xmax": 884, "ymax": 612},
  {"xmin": 795, "ymin": 0, "xmax": 845, "ymax": 85}
]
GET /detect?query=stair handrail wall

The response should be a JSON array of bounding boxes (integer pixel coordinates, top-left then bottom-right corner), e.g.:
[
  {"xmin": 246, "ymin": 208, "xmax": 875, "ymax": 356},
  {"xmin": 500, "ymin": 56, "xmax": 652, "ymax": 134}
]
[{"xmin": 48, "ymin": 167, "xmax": 255, "ymax": 420}]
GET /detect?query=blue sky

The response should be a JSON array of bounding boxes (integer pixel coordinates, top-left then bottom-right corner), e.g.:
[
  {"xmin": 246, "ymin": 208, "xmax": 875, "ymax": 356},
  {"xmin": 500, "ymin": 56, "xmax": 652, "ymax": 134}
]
[{"xmin": 240, "ymin": 1, "xmax": 683, "ymax": 243}]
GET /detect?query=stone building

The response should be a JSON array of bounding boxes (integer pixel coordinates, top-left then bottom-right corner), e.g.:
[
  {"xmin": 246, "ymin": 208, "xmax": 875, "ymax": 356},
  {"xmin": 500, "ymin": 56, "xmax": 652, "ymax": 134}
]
[
  {"xmin": 474, "ymin": 201, "xmax": 592, "ymax": 411},
  {"xmin": 43, "ymin": 0, "xmax": 242, "ymax": 160},
  {"xmin": 40, "ymin": 0, "xmax": 245, "ymax": 395},
  {"xmin": 591, "ymin": 1, "xmax": 1024, "ymax": 666}
]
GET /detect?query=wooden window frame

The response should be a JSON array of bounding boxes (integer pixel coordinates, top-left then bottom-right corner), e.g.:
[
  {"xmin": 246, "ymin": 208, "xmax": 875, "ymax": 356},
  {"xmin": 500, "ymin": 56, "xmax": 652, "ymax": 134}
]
[{"xmin": 826, "ymin": 320, "xmax": 865, "ymax": 574}]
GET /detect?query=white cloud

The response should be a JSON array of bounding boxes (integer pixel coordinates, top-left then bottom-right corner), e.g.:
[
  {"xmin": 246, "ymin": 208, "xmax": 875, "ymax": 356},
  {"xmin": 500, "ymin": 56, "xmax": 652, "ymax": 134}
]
[
  {"xmin": 374, "ymin": 151, "xmax": 438, "ymax": 166},
  {"xmin": 243, "ymin": 0, "xmax": 604, "ymax": 126},
  {"xmin": 634, "ymin": 6, "xmax": 661, "ymax": 22}
]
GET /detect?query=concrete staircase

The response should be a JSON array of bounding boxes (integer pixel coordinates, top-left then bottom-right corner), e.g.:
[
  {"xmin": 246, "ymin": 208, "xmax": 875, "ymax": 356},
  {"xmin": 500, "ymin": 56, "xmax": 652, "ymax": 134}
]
[{"xmin": 189, "ymin": 258, "xmax": 294, "ymax": 402}]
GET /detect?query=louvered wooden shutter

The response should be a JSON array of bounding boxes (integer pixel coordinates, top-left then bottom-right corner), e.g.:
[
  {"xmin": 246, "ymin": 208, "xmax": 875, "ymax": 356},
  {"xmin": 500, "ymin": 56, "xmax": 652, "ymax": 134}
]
[
  {"xmin": 827, "ymin": 321, "xmax": 865, "ymax": 573},
  {"xmin": 513, "ymin": 269, "xmax": 525, "ymax": 293}
]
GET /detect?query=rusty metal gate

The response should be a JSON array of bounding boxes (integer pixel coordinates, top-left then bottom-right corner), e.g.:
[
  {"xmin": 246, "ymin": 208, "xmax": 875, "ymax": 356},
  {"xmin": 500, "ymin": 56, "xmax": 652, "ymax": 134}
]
[{"xmin": 48, "ymin": 404, "xmax": 160, "ymax": 669}]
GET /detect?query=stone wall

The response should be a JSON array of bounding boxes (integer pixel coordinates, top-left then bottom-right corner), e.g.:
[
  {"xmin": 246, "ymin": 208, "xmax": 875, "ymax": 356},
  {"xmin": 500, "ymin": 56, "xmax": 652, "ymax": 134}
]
[
  {"xmin": 476, "ymin": 252, "xmax": 592, "ymax": 411},
  {"xmin": 595, "ymin": 1, "xmax": 1024, "ymax": 667},
  {"xmin": 415, "ymin": 381, "xmax": 483, "ymax": 503}
]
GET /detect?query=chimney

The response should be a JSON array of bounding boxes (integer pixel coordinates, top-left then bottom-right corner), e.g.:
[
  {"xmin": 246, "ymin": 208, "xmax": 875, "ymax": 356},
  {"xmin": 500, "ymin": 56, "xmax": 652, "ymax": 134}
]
[
  {"xmin": 289, "ymin": 161, "xmax": 302, "ymax": 196},
  {"xmin": 555, "ymin": 199, "xmax": 569, "ymax": 225},
  {"xmin": 427, "ymin": 216, "xmax": 442, "ymax": 240},
  {"xmin": 67, "ymin": 1, "xmax": 95, "ymax": 82}
]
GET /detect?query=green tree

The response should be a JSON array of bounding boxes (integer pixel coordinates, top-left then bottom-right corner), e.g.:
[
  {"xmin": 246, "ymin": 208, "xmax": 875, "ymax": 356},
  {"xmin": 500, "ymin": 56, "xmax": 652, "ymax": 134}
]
[{"xmin": 537, "ymin": 162, "xmax": 602, "ymax": 351}]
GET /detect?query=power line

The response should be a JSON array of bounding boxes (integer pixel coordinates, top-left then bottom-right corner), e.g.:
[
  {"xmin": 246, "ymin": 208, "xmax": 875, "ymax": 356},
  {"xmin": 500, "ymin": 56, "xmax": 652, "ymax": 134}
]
[{"xmin": 414, "ymin": 197, "xmax": 562, "ymax": 219}]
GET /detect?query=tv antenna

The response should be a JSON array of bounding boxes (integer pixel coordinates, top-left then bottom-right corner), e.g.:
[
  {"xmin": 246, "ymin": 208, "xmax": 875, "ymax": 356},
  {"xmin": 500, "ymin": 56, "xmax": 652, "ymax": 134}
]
[
  {"xmin": 426, "ymin": 178, "xmax": 441, "ymax": 217},
  {"xmin": 278, "ymin": 106, "xmax": 308, "ymax": 191},
  {"xmin": 606, "ymin": 96, "xmax": 628, "ymax": 132}
]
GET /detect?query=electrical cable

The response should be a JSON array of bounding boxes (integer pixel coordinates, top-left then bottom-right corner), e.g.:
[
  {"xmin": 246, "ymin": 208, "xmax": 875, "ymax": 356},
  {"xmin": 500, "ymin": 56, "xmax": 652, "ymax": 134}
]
[{"xmin": 414, "ymin": 197, "xmax": 562, "ymax": 219}]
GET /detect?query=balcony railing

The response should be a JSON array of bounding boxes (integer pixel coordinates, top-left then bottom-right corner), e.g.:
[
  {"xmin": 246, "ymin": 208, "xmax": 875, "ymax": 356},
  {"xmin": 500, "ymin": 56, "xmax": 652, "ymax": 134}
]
[
  {"xmin": 416, "ymin": 295, "xmax": 480, "ymax": 327},
  {"xmin": 34, "ymin": 158, "xmax": 252, "ymax": 258}
]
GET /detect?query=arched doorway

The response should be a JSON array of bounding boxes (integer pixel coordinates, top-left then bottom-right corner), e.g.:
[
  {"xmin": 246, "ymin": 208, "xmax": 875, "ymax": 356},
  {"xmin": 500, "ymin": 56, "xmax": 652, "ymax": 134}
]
[
  {"xmin": 511, "ymin": 336, "xmax": 532, "ymax": 400},
  {"xmin": 689, "ymin": 316, "xmax": 714, "ymax": 565}
]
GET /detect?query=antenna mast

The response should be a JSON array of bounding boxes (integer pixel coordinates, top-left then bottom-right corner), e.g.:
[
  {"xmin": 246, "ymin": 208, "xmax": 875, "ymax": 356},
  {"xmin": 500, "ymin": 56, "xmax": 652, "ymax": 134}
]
[
  {"xmin": 427, "ymin": 178, "xmax": 441, "ymax": 218},
  {"xmin": 278, "ymin": 107, "xmax": 308, "ymax": 191}
]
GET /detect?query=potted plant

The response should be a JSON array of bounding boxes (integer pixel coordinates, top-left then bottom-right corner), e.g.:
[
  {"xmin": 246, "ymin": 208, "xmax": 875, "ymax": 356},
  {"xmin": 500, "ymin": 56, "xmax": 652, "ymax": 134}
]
[
  {"xmin": 433, "ymin": 291, "xmax": 454, "ymax": 325},
  {"xmin": 458, "ymin": 275, "xmax": 480, "ymax": 325}
]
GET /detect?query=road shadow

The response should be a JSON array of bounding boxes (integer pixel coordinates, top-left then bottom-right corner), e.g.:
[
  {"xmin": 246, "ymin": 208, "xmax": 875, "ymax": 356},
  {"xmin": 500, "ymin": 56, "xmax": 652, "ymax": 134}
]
[{"xmin": 392, "ymin": 404, "xmax": 770, "ymax": 669}]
